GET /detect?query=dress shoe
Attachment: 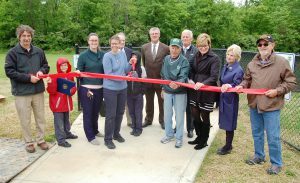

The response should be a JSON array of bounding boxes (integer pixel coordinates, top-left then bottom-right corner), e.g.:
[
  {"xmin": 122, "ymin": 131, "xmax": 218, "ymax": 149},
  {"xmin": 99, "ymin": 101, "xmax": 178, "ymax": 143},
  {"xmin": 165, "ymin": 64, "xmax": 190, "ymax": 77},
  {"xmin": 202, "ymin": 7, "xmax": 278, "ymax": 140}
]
[
  {"xmin": 187, "ymin": 131, "xmax": 194, "ymax": 138},
  {"xmin": 105, "ymin": 141, "xmax": 116, "ymax": 149},
  {"xmin": 133, "ymin": 131, "xmax": 142, "ymax": 137},
  {"xmin": 188, "ymin": 137, "xmax": 199, "ymax": 145},
  {"xmin": 113, "ymin": 135, "xmax": 125, "ymax": 143},
  {"xmin": 194, "ymin": 143, "xmax": 208, "ymax": 150},
  {"xmin": 58, "ymin": 141, "xmax": 72, "ymax": 148},
  {"xmin": 25, "ymin": 144, "xmax": 35, "ymax": 153},
  {"xmin": 160, "ymin": 123, "xmax": 165, "ymax": 130},
  {"xmin": 66, "ymin": 133, "xmax": 78, "ymax": 139},
  {"xmin": 217, "ymin": 146, "xmax": 232, "ymax": 155},
  {"xmin": 37, "ymin": 142, "xmax": 49, "ymax": 150},
  {"xmin": 142, "ymin": 121, "xmax": 152, "ymax": 128}
]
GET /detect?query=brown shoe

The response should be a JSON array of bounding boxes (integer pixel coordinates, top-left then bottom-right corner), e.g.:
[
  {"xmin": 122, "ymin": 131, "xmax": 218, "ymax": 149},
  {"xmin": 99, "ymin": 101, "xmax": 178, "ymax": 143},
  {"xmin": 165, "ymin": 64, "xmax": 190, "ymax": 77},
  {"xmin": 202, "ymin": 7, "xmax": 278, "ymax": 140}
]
[
  {"xmin": 25, "ymin": 144, "xmax": 36, "ymax": 153},
  {"xmin": 37, "ymin": 142, "xmax": 49, "ymax": 150}
]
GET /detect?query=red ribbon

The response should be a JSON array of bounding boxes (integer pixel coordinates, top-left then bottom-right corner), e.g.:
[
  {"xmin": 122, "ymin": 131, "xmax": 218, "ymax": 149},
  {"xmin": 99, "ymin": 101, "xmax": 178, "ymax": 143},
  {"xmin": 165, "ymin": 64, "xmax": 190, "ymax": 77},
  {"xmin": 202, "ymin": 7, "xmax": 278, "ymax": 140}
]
[{"xmin": 40, "ymin": 72, "xmax": 268, "ymax": 95}]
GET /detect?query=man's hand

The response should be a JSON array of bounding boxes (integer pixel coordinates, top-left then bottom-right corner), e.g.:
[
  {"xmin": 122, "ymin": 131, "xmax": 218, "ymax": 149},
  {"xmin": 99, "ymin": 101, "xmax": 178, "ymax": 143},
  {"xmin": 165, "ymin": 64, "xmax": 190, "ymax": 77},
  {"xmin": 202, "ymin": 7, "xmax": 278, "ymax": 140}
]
[
  {"xmin": 265, "ymin": 89, "xmax": 278, "ymax": 98},
  {"xmin": 221, "ymin": 84, "xmax": 232, "ymax": 93},
  {"xmin": 169, "ymin": 81, "xmax": 179, "ymax": 89},
  {"xmin": 235, "ymin": 85, "xmax": 243, "ymax": 93},
  {"xmin": 194, "ymin": 82, "xmax": 204, "ymax": 90},
  {"xmin": 30, "ymin": 75, "xmax": 40, "ymax": 83}
]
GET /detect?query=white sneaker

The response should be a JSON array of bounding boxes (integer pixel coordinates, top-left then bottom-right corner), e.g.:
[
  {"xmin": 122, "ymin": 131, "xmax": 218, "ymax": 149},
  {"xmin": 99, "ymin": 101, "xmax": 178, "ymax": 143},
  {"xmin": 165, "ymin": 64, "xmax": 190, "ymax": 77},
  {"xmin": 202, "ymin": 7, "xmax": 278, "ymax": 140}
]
[
  {"xmin": 160, "ymin": 136, "xmax": 175, "ymax": 144},
  {"xmin": 90, "ymin": 139, "xmax": 100, "ymax": 145}
]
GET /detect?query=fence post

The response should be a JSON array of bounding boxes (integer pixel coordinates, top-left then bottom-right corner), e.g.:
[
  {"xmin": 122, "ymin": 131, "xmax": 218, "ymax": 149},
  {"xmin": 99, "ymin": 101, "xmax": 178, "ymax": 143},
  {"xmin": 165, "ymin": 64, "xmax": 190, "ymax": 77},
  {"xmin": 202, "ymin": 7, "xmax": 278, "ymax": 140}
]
[{"xmin": 74, "ymin": 44, "xmax": 82, "ymax": 111}]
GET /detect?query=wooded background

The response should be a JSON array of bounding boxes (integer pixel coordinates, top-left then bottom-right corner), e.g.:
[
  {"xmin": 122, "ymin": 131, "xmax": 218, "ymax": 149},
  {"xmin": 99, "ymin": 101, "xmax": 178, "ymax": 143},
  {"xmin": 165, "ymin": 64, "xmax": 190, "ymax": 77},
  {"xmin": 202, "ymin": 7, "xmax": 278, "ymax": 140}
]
[{"xmin": 0, "ymin": 0, "xmax": 299, "ymax": 53}]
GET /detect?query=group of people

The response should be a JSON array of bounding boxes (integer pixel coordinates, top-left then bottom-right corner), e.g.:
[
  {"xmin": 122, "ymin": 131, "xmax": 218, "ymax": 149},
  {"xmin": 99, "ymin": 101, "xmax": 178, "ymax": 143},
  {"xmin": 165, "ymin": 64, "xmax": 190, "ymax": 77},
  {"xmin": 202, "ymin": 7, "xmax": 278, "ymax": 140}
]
[{"xmin": 5, "ymin": 24, "xmax": 296, "ymax": 175}]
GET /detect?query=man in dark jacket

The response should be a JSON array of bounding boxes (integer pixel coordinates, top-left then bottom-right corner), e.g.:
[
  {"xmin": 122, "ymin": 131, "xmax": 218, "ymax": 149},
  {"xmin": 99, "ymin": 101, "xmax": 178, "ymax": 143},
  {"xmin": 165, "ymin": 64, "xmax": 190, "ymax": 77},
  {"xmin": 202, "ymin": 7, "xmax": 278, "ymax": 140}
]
[
  {"xmin": 5, "ymin": 25, "xmax": 50, "ymax": 153},
  {"xmin": 181, "ymin": 29, "xmax": 198, "ymax": 138}
]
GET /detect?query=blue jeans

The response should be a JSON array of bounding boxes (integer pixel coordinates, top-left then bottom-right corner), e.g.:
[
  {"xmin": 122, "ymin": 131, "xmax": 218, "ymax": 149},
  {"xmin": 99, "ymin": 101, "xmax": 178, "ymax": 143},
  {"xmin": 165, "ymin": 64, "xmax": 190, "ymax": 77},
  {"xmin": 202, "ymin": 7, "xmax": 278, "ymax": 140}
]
[
  {"xmin": 250, "ymin": 108, "xmax": 282, "ymax": 167},
  {"xmin": 164, "ymin": 92, "xmax": 187, "ymax": 141}
]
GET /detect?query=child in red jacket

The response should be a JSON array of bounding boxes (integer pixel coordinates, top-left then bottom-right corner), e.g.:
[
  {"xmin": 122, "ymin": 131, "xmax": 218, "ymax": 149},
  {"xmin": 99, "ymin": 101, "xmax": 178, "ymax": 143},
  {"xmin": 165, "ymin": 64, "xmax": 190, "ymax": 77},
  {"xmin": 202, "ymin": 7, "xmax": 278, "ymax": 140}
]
[{"xmin": 46, "ymin": 57, "xmax": 78, "ymax": 147}]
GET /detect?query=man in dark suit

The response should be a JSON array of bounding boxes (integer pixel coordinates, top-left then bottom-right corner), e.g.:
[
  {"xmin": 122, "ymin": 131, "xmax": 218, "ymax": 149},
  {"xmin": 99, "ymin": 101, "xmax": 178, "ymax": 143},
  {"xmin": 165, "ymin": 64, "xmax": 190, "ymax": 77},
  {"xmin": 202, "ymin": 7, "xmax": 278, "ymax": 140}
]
[
  {"xmin": 117, "ymin": 32, "xmax": 133, "ymax": 127},
  {"xmin": 141, "ymin": 27, "xmax": 169, "ymax": 129},
  {"xmin": 181, "ymin": 29, "xmax": 198, "ymax": 138}
]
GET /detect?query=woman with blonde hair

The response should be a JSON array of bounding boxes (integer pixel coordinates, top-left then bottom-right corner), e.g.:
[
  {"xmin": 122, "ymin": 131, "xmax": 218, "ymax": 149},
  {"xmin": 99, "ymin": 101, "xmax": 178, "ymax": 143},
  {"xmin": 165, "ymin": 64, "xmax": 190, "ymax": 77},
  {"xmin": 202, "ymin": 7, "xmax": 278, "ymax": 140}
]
[
  {"xmin": 188, "ymin": 33, "xmax": 220, "ymax": 150},
  {"xmin": 217, "ymin": 44, "xmax": 244, "ymax": 155}
]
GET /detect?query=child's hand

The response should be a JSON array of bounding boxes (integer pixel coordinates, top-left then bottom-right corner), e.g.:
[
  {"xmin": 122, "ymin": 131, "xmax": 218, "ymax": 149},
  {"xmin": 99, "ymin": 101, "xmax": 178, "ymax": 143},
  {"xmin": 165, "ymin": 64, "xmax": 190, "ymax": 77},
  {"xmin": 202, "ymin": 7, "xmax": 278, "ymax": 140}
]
[
  {"xmin": 46, "ymin": 77, "xmax": 52, "ymax": 83},
  {"xmin": 75, "ymin": 70, "xmax": 81, "ymax": 74}
]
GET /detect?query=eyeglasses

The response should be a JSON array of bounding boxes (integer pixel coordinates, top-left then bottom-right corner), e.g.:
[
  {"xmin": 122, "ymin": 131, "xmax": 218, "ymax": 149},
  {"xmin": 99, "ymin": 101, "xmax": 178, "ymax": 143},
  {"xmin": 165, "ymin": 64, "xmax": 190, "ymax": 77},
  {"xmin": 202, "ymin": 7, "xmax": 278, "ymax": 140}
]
[
  {"xmin": 198, "ymin": 45, "xmax": 209, "ymax": 48},
  {"xmin": 257, "ymin": 43, "xmax": 269, "ymax": 47}
]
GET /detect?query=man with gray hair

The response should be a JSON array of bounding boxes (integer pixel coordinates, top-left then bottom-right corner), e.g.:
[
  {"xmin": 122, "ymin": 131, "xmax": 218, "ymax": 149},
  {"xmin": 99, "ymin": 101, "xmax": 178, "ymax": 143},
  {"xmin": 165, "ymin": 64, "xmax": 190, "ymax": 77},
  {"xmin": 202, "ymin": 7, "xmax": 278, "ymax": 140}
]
[
  {"xmin": 181, "ymin": 29, "xmax": 198, "ymax": 138},
  {"xmin": 5, "ymin": 25, "xmax": 50, "ymax": 153},
  {"xmin": 141, "ymin": 27, "xmax": 169, "ymax": 129}
]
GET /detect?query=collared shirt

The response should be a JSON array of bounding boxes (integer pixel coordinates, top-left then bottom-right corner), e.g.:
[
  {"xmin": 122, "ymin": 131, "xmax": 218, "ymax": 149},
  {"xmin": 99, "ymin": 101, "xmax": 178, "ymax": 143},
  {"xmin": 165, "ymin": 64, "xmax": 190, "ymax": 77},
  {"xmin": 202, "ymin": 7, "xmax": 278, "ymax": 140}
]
[
  {"xmin": 182, "ymin": 45, "xmax": 191, "ymax": 54},
  {"xmin": 151, "ymin": 42, "xmax": 159, "ymax": 55}
]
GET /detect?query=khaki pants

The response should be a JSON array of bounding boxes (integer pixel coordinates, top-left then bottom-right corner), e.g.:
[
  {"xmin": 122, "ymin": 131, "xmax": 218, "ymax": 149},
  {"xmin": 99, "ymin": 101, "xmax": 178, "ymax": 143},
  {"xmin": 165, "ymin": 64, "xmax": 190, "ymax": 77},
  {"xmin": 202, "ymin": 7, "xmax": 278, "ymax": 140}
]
[{"xmin": 15, "ymin": 93, "xmax": 46, "ymax": 145}]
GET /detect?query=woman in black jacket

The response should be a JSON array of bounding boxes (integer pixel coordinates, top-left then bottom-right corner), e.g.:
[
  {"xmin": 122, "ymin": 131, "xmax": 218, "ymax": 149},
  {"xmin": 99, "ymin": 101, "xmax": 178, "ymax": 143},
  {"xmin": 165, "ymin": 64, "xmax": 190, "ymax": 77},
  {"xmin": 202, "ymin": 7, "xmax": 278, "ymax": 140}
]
[{"xmin": 188, "ymin": 33, "xmax": 220, "ymax": 150}]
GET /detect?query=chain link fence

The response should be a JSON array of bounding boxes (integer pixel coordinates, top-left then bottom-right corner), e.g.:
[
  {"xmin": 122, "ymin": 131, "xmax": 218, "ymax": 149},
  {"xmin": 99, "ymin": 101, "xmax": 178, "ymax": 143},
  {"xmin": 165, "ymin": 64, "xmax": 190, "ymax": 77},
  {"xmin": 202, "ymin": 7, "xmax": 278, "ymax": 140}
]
[
  {"xmin": 214, "ymin": 48, "xmax": 300, "ymax": 151},
  {"xmin": 74, "ymin": 45, "xmax": 299, "ymax": 151}
]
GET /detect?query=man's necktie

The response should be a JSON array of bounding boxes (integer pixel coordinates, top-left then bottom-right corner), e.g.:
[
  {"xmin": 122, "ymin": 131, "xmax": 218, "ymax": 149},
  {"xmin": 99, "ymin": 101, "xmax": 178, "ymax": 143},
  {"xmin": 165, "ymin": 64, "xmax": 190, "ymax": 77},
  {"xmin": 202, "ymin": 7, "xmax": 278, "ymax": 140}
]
[{"xmin": 152, "ymin": 44, "xmax": 157, "ymax": 59}]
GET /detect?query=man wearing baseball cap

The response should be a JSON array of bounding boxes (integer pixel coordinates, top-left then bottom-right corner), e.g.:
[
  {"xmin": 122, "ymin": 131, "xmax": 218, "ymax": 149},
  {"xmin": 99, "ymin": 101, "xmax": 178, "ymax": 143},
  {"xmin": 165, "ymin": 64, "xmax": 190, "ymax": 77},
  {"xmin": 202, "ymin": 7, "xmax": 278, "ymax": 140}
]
[
  {"xmin": 236, "ymin": 34, "xmax": 296, "ymax": 174},
  {"xmin": 160, "ymin": 38, "xmax": 190, "ymax": 148}
]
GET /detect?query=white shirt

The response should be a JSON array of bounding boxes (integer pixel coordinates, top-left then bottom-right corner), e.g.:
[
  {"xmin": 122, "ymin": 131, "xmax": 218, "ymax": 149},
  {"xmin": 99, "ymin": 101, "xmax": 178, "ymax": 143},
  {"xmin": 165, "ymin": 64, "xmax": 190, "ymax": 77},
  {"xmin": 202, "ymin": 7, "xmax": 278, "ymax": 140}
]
[{"xmin": 151, "ymin": 42, "xmax": 159, "ymax": 55}]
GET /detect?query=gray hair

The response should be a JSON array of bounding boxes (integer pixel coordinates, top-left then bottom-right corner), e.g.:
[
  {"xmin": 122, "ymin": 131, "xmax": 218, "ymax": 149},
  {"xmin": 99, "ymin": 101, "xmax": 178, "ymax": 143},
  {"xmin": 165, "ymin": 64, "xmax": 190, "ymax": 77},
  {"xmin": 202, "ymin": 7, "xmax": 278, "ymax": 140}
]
[
  {"xmin": 181, "ymin": 29, "xmax": 193, "ymax": 38},
  {"xmin": 149, "ymin": 27, "xmax": 160, "ymax": 35},
  {"xmin": 116, "ymin": 32, "xmax": 126, "ymax": 40},
  {"xmin": 226, "ymin": 44, "xmax": 242, "ymax": 61},
  {"xmin": 16, "ymin": 25, "xmax": 34, "ymax": 38}
]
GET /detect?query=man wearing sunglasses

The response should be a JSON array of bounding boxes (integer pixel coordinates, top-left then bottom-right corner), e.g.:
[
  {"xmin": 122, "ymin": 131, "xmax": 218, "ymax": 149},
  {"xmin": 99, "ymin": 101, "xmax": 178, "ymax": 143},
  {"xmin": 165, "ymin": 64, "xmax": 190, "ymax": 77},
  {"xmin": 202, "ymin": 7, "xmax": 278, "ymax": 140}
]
[{"xmin": 236, "ymin": 34, "xmax": 296, "ymax": 175}]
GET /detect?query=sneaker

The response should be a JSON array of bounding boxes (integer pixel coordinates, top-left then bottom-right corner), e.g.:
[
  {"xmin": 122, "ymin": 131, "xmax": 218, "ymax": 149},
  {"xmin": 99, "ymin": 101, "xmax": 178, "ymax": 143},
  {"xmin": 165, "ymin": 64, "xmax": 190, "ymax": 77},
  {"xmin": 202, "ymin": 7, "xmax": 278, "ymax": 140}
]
[
  {"xmin": 90, "ymin": 139, "xmax": 100, "ymax": 145},
  {"xmin": 96, "ymin": 132, "xmax": 104, "ymax": 137},
  {"xmin": 105, "ymin": 141, "xmax": 116, "ymax": 149},
  {"xmin": 267, "ymin": 165, "xmax": 282, "ymax": 175},
  {"xmin": 25, "ymin": 144, "xmax": 36, "ymax": 153},
  {"xmin": 37, "ymin": 142, "xmax": 49, "ymax": 150},
  {"xmin": 66, "ymin": 133, "xmax": 78, "ymax": 139},
  {"xmin": 113, "ymin": 135, "xmax": 125, "ymax": 143},
  {"xmin": 160, "ymin": 136, "xmax": 175, "ymax": 144},
  {"xmin": 245, "ymin": 156, "xmax": 266, "ymax": 165},
  {"xmin": 58, "ymin": 141, "xmax": 72, "ymax": 148},
  {"xmin": 175, "ymin": 140, "xmax": 183, "ymax": 148}
]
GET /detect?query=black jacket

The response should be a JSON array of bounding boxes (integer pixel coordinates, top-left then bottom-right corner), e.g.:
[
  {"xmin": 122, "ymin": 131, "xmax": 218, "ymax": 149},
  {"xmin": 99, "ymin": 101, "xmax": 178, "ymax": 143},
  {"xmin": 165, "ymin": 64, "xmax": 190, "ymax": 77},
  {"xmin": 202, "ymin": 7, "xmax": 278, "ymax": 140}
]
[
  {"xmin": 5, "ymin": 44, "xmax": 50, "ymax": 96},
  {"xmin": 189, "ymin": 49, "xmax": 220, "ymax": 103}
]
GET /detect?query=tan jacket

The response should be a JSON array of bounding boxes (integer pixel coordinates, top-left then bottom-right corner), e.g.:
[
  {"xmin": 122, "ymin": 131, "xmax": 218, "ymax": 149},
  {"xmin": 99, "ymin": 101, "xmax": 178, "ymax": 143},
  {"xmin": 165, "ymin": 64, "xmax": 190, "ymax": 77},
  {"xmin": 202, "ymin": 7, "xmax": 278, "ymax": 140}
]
[{"xmin": 240, "ymin": 53, "xmax": 296, "ymax": 112}]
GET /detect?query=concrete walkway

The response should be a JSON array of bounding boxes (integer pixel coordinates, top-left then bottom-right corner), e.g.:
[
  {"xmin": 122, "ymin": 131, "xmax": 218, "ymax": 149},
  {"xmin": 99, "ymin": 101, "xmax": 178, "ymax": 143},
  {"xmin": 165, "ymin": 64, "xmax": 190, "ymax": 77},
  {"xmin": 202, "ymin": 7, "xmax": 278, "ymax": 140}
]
[{"xmin": 11, "ymin": 106, "xmax": 219, "ymax": 183}]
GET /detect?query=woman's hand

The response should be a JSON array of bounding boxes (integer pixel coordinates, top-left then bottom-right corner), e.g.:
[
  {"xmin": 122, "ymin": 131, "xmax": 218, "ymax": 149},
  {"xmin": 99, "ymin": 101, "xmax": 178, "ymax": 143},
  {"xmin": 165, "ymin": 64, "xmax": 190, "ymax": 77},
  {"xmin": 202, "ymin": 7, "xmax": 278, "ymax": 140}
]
[
  {"xmin": 221, "ymin": 84, "xmax": 232, "ymax": 92},
  {"xmin": 235, "ymin": 85, "xmax": 243, "ymax": 93},
  {"xmin": 194, "ymin": 82, "xmax": 204, "ymax": 90}
]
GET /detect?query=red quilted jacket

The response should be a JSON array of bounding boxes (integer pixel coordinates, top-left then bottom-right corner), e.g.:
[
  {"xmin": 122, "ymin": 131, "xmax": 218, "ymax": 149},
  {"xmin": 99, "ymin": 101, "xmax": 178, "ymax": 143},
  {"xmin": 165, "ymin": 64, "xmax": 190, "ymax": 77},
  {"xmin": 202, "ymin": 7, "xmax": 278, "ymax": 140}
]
[{"xmin": 47, "ymin": 58, "xmax": 76, "ymax": 112}]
